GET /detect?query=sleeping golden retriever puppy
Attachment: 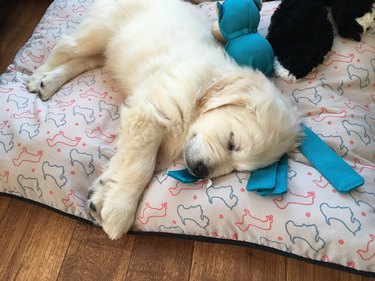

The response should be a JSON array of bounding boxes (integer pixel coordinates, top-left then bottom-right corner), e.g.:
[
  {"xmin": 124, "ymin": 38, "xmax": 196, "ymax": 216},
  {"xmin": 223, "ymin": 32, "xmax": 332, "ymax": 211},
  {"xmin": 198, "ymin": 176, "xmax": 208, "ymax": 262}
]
[{"xmin": 27, "ymin": 0, "xmax": 301, "ymax": 239}]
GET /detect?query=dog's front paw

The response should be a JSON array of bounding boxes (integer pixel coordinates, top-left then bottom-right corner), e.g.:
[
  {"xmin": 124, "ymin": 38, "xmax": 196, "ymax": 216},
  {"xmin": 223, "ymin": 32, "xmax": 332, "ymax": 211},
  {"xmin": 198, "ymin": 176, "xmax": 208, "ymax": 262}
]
[
  {"xmin": 87, "ymin": 173, "xmax": 138, "ymax": 240},
  {"xmin": 100, "ymin": 188, "xmax": 138, "ymax": 240}
]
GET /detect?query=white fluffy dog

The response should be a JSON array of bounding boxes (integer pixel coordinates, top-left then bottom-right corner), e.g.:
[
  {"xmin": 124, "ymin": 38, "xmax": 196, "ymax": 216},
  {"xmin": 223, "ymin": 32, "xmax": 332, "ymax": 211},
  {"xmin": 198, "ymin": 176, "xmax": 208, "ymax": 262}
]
[{"xmin": 27, "ymin": 0, "xmax": 301, "ymax": 239}]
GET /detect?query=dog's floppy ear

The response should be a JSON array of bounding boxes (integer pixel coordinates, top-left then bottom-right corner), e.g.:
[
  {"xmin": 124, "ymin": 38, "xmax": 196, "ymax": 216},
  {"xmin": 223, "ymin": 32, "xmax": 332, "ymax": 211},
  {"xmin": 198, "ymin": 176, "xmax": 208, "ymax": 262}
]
[{"xmin": 197, "ymin": 76, "xmax": 254, "ymax": 114}]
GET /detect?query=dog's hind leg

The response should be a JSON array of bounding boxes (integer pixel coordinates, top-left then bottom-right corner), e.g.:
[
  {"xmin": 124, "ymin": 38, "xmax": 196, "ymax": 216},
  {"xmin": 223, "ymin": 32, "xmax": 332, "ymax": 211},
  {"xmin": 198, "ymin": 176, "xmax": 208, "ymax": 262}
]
[
  {"xmin": 27, "ymin": 55, "xmax": 105, "ymax": 100},
  {"xmin": 49, "ymin": 21, "xmax": 111, "ymax": 66},
  {"xmin": 40, "ymin": 11, "xmax": 115, "ymax": 71},
  {"xmin": 27, "ymin": 12, "xmax": 114, "ymax": 99},
  {"xmin": 87, "ymin": 108, "xmax": 164, "ymax": 239}
]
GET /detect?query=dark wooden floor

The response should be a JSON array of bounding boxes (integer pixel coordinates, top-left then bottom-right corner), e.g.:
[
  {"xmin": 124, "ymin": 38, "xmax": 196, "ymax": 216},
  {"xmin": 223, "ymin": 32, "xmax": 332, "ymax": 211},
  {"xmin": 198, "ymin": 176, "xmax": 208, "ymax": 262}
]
[{"xmin": 0, "ymin": 1, "xmax": 374, "ymax": 280}]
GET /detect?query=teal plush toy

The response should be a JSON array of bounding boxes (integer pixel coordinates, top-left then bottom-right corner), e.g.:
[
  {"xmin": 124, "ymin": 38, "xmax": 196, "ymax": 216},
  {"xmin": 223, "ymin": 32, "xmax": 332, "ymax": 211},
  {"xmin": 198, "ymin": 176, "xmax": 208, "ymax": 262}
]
[{"xmin": 211, "ymin": 0, "xmax": 274, "ymax": 76}]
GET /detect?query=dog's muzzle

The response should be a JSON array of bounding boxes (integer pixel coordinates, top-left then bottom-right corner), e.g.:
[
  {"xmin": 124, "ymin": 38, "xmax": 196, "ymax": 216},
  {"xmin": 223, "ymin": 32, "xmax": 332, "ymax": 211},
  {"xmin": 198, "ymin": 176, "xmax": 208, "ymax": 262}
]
[
  {"xmin": 184, "ymin": 136, "xmax": 210, "ymax": 178},
  {"xmin": 188, "ymin": 161, "xmax": 209, "ymax": 179}
]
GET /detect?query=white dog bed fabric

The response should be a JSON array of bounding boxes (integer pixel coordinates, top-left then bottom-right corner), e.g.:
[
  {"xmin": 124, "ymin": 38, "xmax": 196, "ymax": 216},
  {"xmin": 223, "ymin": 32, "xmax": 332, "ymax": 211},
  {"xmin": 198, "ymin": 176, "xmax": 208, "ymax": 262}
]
[{"xmin": 0, "ymin": 0, "xmax": 374, "ymax": 275}]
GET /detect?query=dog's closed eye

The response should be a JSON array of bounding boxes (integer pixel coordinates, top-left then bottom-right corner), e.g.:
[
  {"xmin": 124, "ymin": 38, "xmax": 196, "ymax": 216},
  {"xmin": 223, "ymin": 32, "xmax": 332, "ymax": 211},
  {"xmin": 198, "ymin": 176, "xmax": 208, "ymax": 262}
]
[{"xmin": 228, "ymin": 132, "xmax": 239, "ymax": 152}]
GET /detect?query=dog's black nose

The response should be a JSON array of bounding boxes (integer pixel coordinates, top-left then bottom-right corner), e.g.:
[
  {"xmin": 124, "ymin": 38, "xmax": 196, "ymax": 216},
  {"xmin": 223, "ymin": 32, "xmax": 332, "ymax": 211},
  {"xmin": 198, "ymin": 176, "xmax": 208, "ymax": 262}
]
[{"xmin": 192, "ymin": 162, "xmax": 208, "ymax": 178}]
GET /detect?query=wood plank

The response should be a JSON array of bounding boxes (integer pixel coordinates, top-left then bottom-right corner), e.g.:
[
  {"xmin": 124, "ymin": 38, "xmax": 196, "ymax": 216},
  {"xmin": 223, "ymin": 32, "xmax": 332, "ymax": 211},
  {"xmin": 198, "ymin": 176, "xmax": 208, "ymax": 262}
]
[
  {"xmin": 0, "ymin": 199, "xmax": 35, "ymax": 280},
  {"xmin": 0, "ymin": 196, "xmax": 11, "ymax": 222},
  {"xmin": 0, "ymin": 199, "xmax": 75, "ymax": 281},
  {"xmin": 286, "ymin": 258, "xmax": 362, "ymax": 281},
  {"xmin": 57, "ymin": 222, "xmax": 134, "ymax": 281},
  {"xmin": 190, "ymin": 241, "xmax": 286, "ymax": 281},
  {"xmin": 0, "ymin": 0, "xmax": 52, "ymax": 72},
  {"xmin": 126, "ymin": 235, "xmax": 194, "ymax": 281},
  {"xmin": 11, "ymin": 206, "xmax": 76, "ymax": 281}
]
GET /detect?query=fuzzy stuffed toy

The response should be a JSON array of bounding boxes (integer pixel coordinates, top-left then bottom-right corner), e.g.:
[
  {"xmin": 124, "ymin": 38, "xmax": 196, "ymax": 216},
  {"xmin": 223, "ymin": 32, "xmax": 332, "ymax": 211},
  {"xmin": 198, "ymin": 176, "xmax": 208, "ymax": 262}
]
[
  {"xmin": 267, "ymin": 0, "xmax": 375, "ymax": 81},
  {"xmin": 328, "ymin": 0, "xmax": 375, "ymax": 41}
]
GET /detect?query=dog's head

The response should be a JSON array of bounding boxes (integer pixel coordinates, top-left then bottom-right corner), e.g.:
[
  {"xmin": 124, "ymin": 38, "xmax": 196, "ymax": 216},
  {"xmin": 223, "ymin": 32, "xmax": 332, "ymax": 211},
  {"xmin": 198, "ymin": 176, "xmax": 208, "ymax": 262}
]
[{"xmin": 184, "ymin": 69, "xmax": 301, "ymax": 179}]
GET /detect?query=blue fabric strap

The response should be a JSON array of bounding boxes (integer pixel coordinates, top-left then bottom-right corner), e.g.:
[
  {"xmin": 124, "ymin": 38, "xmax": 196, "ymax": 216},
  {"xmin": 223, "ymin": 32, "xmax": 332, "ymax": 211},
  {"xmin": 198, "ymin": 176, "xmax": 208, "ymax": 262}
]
[
  {"xmin": 299, "ymin": 125, "xmax": 364, "ymax": 193},
  {"xmin": 257, "ymin": 154, "xmax": 288, "ymax": 196},
  {"xmin": 246, "ymin": 161, "xmax": 277, "ymax": 191},
  {"xmin": 167, "ymin": 169, "xmax": 200, "ymax": 184}
]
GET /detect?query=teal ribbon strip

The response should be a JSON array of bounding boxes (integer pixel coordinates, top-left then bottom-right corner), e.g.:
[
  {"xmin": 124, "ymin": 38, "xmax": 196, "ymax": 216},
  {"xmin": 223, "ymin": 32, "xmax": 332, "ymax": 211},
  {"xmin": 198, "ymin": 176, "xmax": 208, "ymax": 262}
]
[
  {"xmin": 257, "ymin": 154, "xmax": 288, "ymax": 196},
  {"xmin": 299, "ymin": 124, "xmax": 364, "ymax": 193},
  {"xmin": 246, "ymin": 161, "xmax": 277, "ymax": 191},
  {"xmin": 167, "ymin": 169, "xmax": 199, "ymax": 184}
]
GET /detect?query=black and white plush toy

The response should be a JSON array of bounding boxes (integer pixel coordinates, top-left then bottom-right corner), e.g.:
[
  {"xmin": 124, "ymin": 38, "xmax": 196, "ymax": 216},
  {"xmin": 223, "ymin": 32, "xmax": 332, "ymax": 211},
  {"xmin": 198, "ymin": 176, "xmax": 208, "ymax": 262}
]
[
  {"xmin": 329, "ymin": 0, "xmax": 375, "ymax": 41},
  {"xmin": 267, "ymin": 0, "xmax": 375, "ymax": 81}
]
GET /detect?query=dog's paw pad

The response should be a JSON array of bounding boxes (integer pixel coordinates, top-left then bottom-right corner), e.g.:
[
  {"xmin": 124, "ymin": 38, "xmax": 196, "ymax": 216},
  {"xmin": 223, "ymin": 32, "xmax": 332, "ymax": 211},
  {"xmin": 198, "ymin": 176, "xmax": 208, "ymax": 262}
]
[
  {"xmin": 86, "ymin": 177, "xmax": 110, "ymax": 225},
  {"xmin": 89, "ymin": 201, "xmax": 97, "ymax": 212}
]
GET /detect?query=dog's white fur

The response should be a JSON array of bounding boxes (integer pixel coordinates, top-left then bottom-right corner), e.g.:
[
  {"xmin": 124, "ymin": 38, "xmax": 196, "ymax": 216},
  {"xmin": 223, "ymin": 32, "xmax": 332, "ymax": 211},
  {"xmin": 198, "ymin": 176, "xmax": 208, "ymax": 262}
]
[{"xmin": 27, "ymin": 0, "xmax": 301, "ymax": 239}]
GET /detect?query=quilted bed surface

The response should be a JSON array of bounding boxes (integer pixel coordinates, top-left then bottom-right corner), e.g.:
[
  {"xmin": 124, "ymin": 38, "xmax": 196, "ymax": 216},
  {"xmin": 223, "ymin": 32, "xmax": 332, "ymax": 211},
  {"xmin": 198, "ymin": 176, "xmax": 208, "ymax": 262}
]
[{"xmin": 0, "ymin": 0, "xmax": 374, "ymax": 274}]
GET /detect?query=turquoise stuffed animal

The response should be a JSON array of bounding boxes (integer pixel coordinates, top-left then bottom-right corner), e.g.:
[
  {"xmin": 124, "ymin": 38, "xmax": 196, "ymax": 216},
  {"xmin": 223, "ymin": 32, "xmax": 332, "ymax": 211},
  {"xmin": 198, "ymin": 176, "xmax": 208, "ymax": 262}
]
[{"xmin": 212, "ymin": 0, "xmax": 274, "ymax": 76}]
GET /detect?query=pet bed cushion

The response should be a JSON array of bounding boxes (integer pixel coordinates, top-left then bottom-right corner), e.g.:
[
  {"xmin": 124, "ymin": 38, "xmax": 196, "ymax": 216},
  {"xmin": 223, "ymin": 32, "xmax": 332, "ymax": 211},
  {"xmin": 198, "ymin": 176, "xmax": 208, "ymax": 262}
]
[{"xmin": 1, "ymin": 0, "xmax": 374, "ymax": 275}]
